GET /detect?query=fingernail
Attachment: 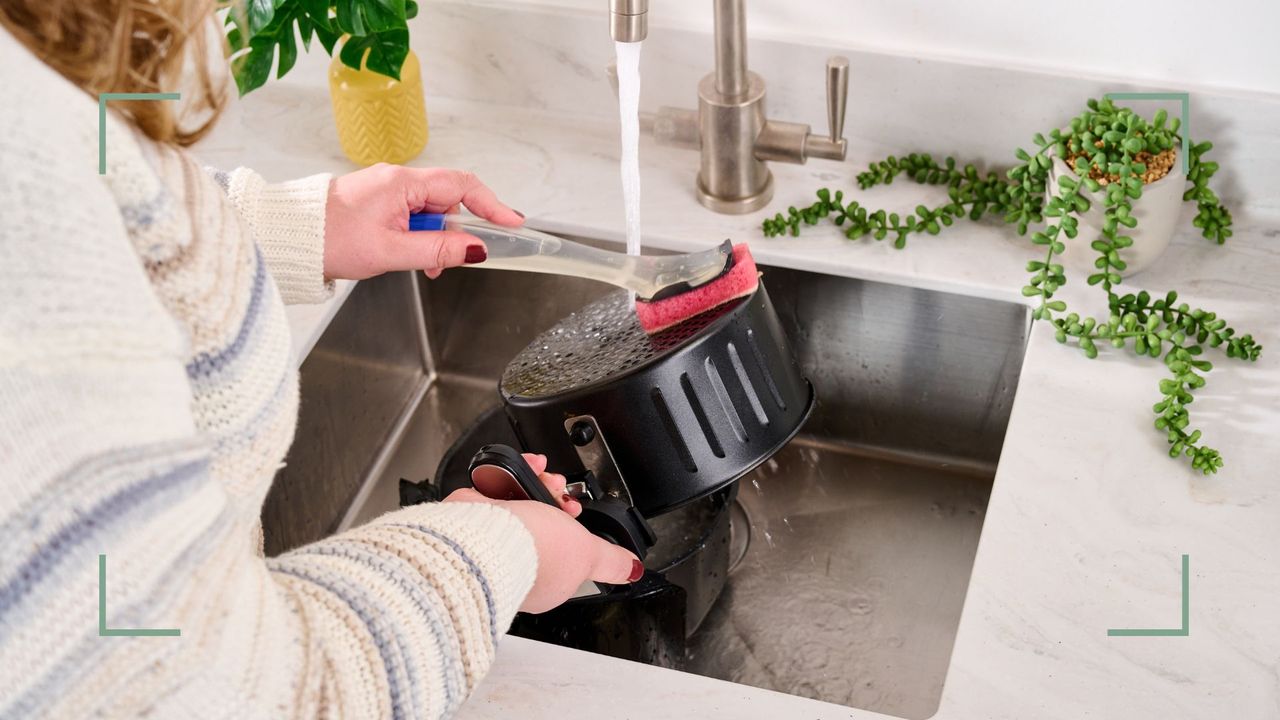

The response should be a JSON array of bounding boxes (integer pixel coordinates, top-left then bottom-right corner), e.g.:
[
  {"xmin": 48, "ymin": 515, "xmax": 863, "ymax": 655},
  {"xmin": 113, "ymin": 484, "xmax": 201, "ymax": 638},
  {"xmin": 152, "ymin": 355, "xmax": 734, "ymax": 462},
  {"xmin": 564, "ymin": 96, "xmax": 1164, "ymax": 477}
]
[
  {"xmin": 561, "ymin": 493, "xmax": 574, "ymax": 504},
  {"xmin": 628, "ymin": 559, "xmax": 644, "ymax": 583},
  {"xmin": 464, "ymin": 245, "xmax": 487, "ymax": 264}
]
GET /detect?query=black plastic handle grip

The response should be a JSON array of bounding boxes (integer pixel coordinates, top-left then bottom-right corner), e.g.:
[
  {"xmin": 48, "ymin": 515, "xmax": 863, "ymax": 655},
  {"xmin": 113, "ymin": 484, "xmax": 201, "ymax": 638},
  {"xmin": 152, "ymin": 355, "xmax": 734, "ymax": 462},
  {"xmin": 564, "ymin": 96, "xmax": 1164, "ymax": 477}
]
[
  {"xmin": 468, "ymin": 444, "xmax": 655, "ymax": 560},
  {"xmin": 468, "ymin": 444, "xmax": 560, "ymax": 506}
]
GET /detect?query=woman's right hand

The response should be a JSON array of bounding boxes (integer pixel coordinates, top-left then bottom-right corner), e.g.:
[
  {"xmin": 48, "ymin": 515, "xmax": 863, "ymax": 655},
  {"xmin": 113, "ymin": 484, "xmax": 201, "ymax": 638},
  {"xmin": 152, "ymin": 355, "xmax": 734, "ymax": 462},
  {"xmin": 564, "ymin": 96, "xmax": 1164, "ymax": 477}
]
[{"xmin": 442, "ymin": 454, "xmax": 644, "ymax": 613}]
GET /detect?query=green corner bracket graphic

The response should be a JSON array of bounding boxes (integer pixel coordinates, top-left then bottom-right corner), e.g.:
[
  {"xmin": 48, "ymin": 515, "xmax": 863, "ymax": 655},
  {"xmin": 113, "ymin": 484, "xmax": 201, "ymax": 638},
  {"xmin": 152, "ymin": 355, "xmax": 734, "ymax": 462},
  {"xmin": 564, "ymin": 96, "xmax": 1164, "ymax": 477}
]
[
  {"xmin": 1103, "ymin": 91, "xmax": 1190, "ymax": 174},
  {"xmin": 1107, "ymin": 553, "xmax": 1189, "ymax": 637},
  {"xmin": 98, "ymin": 92, "xmax": 181, "ymax": 175},
  {"xmin": 98, "ymin": 554, "xmax": 180, "ymax": 637}
]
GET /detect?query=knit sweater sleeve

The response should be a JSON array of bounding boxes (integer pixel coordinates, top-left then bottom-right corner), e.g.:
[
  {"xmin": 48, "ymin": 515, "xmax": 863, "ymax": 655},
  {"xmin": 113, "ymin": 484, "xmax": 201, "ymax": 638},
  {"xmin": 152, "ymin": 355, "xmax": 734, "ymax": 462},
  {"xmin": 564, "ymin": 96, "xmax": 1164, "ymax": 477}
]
[
  {"xmin": 1, "ymin": 143, "xmax": 537, "ymax": 720},
  {"xmin": 217, "ymin": 166, "xmax": 336, "ymax": 305},
  {"xmin": 0, "ymin": 274, "xmax": 538, "ymax": 720}
]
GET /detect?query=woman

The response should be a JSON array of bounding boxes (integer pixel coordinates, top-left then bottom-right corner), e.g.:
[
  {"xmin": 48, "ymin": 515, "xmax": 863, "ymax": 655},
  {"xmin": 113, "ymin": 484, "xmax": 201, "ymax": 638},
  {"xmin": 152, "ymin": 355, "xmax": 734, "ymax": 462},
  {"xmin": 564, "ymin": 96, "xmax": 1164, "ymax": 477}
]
[{"xmin": 0, "ymin": 1, "xmax": 641, "ymax": 718}]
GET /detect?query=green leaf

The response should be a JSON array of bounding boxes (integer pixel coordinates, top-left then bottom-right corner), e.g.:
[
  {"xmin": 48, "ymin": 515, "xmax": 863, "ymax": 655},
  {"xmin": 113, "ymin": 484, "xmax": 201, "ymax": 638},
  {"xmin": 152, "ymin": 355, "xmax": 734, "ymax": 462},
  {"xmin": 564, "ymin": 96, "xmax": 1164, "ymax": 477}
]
[
  {"xmin": 232, "ymin": 36, "xmax": 276, "ymax": 96},
  {"xmin": 335, "ymin": 0, "xmax": 366, "ymax": 34},
  {"xmin": 337, "ymin": 0, "xmax": 408, "ymax": 34},
  {"xmin": 297, "ymin": 15, "xmax": 314, "ymax": 49},
  {"xmin": 246, "ymin": 0, "xmax": 276, "ymax": 34},
  {"xmin": 340, "ymin": 24, "xmax": 409, "ymax": 79},
  {"xmin": 276, "ymin": 23, "xmax": 298, "ymax": 79},
  {"xmin": 303, "ymin": 0, "xmax": 333, "ymax": 30},
  {"xmin": 315, "ymin": 22, "xmax": 341, "ymax": 54}
]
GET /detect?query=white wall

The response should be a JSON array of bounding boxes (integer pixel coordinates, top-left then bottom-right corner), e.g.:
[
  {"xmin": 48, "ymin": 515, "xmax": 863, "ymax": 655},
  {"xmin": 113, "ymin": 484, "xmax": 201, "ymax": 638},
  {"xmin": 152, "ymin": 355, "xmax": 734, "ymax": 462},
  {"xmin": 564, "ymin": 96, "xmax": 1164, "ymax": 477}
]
[{"xmin": 462, "ymin": 0, "xmax": 1280, "ymax": 96}]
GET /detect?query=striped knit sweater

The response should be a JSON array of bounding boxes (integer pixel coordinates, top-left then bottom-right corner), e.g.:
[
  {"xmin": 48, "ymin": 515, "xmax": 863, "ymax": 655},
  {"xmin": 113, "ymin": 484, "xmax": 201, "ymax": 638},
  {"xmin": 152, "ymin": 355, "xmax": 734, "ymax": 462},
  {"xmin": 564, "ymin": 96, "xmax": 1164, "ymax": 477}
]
[{"xmin": 0, "ymin": 31, "xmax": 537, "ymax": 719}]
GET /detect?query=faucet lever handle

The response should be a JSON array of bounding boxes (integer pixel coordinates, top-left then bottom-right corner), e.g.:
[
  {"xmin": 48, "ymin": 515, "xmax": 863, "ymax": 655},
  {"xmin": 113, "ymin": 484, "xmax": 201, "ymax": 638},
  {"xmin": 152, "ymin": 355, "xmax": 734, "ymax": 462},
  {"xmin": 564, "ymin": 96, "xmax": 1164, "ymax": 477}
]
[{"xmin": 826, "ymin": 56, "xmax": 849, "ymax": 143}]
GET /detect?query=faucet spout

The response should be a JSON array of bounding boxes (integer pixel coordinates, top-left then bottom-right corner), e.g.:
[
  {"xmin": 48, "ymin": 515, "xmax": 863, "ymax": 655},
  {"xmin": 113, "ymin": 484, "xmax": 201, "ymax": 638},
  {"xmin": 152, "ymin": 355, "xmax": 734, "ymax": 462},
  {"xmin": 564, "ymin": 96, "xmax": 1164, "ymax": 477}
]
[
  {"xmin": 611, "ymin": 0, "xmax": 850, "ymax": 213},
  {"xmin": 610, "ymin": 0, "xmax": 648, "ymax": 43},
  {"xmin": 713, "ymin": 0, "xmax": 747, "ymax": 97}
]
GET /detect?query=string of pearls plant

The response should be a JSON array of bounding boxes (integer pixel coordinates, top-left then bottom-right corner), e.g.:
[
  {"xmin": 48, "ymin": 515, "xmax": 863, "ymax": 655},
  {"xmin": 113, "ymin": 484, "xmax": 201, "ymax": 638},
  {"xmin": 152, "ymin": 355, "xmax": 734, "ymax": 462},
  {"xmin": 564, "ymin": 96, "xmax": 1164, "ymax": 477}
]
[{"xmin": 762, "ymin": 98, "xmax": 1261, "ymax": 474}]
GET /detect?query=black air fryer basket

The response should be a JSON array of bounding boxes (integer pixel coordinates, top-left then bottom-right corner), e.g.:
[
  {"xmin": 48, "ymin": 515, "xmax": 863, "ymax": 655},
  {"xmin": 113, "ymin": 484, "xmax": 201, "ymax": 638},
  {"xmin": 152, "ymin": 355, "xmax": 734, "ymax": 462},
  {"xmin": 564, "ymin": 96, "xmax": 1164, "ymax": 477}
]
[{"xmin": 499, "ymin": 283, "xmax": 813, "ymax": 517}]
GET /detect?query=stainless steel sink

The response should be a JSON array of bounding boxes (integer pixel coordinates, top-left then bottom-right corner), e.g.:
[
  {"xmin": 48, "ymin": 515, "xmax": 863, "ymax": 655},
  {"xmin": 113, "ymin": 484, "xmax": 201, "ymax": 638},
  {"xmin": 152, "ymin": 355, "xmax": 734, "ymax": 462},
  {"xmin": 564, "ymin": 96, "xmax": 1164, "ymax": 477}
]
[{"xmin": 263, "ymin": 244, "xmax": 1028, "ymax": 720}]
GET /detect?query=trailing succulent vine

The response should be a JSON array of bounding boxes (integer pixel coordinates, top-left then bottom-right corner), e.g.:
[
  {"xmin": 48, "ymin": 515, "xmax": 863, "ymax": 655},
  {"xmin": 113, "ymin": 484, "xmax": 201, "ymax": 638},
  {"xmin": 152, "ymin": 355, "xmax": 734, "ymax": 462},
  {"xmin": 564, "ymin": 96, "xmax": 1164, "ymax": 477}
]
[{"xmin": 762, "ymin": 98, "xmax": 1261, "ymax": 474}]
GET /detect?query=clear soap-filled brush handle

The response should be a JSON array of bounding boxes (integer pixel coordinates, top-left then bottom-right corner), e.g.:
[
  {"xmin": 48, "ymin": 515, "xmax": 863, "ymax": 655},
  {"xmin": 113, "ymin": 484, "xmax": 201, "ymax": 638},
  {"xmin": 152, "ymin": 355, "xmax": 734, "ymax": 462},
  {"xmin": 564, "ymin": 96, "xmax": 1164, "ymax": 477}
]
[{"xmin": 408, "ymin": 213, "xmax": 731, "ymax": 302}]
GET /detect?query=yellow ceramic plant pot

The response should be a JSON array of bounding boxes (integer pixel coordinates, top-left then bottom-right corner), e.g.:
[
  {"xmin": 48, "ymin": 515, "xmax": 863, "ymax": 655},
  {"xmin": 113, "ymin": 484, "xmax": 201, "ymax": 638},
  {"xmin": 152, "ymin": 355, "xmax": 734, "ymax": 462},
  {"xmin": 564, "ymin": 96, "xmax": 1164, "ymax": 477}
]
[{"xmin": 329, "ymin": 48, "xmax": 428, "ymax": 166}]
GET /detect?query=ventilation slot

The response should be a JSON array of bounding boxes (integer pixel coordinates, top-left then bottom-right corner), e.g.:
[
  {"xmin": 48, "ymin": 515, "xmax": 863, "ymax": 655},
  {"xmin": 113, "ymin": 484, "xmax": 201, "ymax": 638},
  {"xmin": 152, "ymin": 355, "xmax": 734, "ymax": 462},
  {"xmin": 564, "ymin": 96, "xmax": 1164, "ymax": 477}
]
[
  {"xmin": 746, "ymin": 328, "xmax": 787, "ymax": 410},
  {"xmin": 651, "ymin": 387, "xmax": 697, "ymax": 473},
  {"xmin": 728, "ymin": 343, "xmax": 769, "ymax": 426},
  {"xmin": 681, "ymin": 373, "xmax": 724, "ymax": 458},
  {"xmin": 704, "ymin": 357, "xmax": 747, "ymax": 443}
]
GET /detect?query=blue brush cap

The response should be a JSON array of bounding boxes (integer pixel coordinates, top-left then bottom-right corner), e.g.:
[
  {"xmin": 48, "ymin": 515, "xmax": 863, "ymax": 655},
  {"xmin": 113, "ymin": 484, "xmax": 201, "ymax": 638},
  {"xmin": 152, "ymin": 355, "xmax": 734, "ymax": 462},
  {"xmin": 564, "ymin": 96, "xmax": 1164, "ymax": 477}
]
[{"xmin": 408, "ymin": 213, "xmax": 447, "ymax": 231}]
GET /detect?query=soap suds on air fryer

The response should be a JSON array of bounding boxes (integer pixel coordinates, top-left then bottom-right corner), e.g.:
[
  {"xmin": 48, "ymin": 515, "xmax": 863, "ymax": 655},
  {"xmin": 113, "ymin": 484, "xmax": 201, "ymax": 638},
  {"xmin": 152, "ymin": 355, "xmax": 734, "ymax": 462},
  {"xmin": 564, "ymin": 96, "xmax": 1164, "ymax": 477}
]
[{"xmin": 634, "ymin": 243, "xmax": 760, "ymax": 334}]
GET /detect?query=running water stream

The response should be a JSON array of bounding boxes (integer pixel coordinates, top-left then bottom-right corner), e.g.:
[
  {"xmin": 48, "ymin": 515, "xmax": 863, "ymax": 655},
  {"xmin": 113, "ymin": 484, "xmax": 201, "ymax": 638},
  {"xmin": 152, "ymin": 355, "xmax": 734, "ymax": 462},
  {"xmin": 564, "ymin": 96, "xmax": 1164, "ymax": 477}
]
[{"xmin": 614, "ymin": 41, "xmax": 643, "ymax": 259}]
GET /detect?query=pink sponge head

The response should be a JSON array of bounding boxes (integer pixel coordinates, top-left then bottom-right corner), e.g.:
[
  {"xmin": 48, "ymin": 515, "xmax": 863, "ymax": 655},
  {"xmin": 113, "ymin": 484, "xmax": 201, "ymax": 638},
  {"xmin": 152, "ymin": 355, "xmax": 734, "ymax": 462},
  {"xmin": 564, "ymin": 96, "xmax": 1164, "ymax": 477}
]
[{"xmin": 635, "ymin": 243, "xmax": 760, "ymax": 335}]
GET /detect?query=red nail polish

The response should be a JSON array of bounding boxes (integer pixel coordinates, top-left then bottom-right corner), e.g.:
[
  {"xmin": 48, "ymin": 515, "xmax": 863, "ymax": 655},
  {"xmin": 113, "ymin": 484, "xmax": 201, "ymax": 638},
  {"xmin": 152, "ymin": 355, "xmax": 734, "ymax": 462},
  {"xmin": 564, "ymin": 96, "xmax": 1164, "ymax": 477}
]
[
  {"xmin": 464, "ymin": 245, "xmax": 487, "ymax": 264},
  {"xmin": 628, "ymin": 559, "xmax": 644, "ymax": 583}
]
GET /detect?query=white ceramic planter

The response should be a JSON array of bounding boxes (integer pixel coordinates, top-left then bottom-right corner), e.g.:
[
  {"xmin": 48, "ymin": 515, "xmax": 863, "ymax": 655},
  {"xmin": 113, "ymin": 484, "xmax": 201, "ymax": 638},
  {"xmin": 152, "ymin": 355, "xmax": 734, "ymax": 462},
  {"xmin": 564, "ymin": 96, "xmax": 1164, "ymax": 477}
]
[{"xmin": 1047, "ymin": 152, "xmax": 1185, "ymax": 277}]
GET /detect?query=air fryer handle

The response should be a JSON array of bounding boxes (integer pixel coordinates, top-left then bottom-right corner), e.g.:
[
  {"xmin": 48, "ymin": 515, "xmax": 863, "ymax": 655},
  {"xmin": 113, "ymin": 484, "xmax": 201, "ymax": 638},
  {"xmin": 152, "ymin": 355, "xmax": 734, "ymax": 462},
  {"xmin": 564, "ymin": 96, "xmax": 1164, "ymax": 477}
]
[
  {"xmin": 467, "ymin": 445, "xmax": 656, "ymax": 561},
  {"xmin": 468, "ymin": 444, "xmax": 561, "ymax": 507},
  {"xmin": 576, "ymin": 500, "xmax": 656, "ymax": 561}
]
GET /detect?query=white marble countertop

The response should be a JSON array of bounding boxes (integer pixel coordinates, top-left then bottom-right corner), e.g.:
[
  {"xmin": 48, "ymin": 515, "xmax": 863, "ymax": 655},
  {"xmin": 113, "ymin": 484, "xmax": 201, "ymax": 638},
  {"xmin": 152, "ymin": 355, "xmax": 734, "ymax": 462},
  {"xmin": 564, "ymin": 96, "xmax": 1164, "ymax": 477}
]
[{"xmin": 199, "ymin": 62, "xmax": 1280, "ymax": 718}]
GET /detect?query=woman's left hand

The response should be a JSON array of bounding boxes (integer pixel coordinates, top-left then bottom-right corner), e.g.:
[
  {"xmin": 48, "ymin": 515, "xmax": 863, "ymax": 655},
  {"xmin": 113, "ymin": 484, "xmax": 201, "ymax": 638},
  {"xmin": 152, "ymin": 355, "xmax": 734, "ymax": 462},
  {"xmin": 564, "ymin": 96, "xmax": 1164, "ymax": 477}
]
[
  {"xmin": 443, "ymin": 452, "xmax": 641, "ymax": 613},
  {"xmin": 323, "ymin": 164, "xmax": 524, "ymax": 280}
]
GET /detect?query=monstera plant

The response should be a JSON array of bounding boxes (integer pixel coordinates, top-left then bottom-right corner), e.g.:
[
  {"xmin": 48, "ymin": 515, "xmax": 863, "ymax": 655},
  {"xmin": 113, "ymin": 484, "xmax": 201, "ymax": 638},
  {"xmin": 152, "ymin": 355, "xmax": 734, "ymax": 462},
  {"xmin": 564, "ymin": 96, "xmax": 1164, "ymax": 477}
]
[
  {"xmin": 223, "ymin": 0, "xmax": 430, "ymax": 166},
  {"xmin": 223, "ymin": 0, "xmax": 420, "ymax": 95}
]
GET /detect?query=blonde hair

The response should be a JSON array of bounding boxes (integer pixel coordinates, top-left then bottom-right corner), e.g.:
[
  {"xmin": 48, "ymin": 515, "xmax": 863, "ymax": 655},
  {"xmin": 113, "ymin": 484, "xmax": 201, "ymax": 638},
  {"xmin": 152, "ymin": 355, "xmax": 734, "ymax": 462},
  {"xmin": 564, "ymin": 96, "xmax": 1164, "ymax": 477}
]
[{"xmin": 0, "ymin": 0, "xmax": 227, "ymax": 146}]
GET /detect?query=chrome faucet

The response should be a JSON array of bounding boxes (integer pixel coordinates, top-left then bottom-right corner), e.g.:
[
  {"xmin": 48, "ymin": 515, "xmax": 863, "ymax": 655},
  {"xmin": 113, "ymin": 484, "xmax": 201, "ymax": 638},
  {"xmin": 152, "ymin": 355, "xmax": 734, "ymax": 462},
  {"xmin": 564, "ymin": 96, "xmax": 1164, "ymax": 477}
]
[{"xmin": 610, "ymin": 0, "xmax": 849, "ymax": 214}]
